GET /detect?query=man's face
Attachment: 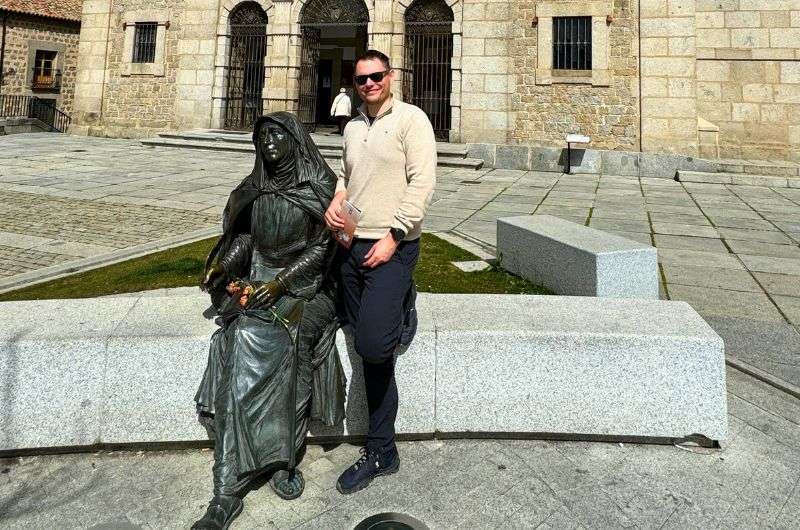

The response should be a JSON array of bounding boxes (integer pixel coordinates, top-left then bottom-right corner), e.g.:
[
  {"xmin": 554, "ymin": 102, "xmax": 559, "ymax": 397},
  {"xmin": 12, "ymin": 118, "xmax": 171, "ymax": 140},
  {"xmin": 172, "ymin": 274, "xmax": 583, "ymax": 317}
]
[
  {"xmin": 259, "ymin": 123, "xmax": 292, "ymax": 163},
  {"xmin": 354, "ymin": 58, "xmax": 393, "ymax": 107}
]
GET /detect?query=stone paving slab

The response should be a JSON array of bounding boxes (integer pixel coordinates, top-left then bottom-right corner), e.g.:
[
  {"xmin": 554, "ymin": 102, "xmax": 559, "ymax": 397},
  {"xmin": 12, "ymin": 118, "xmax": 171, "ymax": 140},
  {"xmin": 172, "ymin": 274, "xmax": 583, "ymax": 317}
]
[
  {"xmin": 2, "ymin": 133, "xmax": 800, "ymax": 389},
  {"xmin": 0, "ymin": 367, "xmax": 796, "ymax": 529}
]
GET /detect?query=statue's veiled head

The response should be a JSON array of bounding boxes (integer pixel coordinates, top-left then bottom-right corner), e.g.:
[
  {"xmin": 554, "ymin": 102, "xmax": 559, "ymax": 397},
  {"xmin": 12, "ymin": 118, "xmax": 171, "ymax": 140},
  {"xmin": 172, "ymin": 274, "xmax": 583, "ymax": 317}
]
[
  {"xmin": 259, "ymin": 122, "xmax": 293, "ymax": 164},
  {"xmin": 255, "ymin": 120, "xmax": 297, "ymax": 185}
]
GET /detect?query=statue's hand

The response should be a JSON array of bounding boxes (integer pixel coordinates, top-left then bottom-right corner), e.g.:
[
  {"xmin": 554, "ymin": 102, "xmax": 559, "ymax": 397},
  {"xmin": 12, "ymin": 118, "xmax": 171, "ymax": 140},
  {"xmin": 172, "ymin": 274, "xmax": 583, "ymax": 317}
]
[
  {"xmin": 244, "ymin": 280, "xmax": 286, "ymax": 310},
  {"xmin": 201, "ymin": 264, "xmax": 226, "ymax": 292}
]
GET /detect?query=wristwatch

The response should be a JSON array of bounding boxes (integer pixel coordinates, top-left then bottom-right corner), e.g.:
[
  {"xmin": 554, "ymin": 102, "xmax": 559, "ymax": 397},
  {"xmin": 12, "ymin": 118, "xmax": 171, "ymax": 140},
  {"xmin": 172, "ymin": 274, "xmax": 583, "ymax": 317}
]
[{"xmin": 389, "ymin": 227, "xmax": 406, "ymax": 242}]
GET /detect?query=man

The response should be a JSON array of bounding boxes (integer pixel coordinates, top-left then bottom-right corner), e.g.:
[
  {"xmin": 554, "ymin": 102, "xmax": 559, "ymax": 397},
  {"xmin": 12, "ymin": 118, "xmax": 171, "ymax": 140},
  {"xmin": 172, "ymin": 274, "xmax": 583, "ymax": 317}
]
[
  {"xmin": 323, "ymin": 49, "xmax": 437, "ymax": 494},
  {"xmin": 330, "ymin": 87, "xmax": 352, "ymax": 135}
]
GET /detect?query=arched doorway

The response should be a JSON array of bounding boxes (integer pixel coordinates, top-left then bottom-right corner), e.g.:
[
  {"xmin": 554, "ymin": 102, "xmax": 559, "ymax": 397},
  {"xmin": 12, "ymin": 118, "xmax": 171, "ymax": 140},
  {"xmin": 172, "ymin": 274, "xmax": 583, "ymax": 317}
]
[
  {"xmin": 404, "ymin": 0, "xmax": 454, "ymax": 141},
  {"xmin": 299, "ymin": 0, "xmax": 369, "ymax": 132},
  {"xmin": 224, "ymin": 2, "xmax": 268, "ymax": 130}
]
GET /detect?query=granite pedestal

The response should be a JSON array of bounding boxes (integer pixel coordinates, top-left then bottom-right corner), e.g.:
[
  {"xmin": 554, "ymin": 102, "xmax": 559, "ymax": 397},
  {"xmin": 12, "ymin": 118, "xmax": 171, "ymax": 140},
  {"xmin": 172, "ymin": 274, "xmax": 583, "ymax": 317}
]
[{"xmin": 0, "ymin": 290, "xmax": 726, "ymax": 452}]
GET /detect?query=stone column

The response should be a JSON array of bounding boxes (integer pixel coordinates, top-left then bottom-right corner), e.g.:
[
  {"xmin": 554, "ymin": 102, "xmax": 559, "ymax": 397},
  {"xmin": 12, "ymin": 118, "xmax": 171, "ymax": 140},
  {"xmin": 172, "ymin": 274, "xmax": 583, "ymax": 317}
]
[
  {"xmin": 640, "ymin": 0, "xmax": 698, "ymax": 155},
  {"xmin": 264, "ymin": 1, "xmax": 297, "ymax": 114},
  {"xmin": 460, "ymin": 0, "xmax": 513, "ymax": 145},
  {"xmin": 174, "ymin": 0, "xmax": 218, "ymax": 130},
  {"xmin": 71, "ymin": 0, "xmax": 113, "ymax": 135}
]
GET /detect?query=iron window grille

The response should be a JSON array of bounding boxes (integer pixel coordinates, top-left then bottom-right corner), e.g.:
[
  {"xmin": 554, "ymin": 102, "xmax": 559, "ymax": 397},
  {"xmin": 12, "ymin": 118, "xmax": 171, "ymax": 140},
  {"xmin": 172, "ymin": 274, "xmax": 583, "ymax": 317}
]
[
  {"xmin": 132, "ymin": 22, "xmax": 158, "ymax": 64},
  {"xmin": 553, "ymin": 16, "xmax": 592, "ymax": 71},
  {"xmin": 32, "ymin": 50, "xmax": 61, "ymax": 90}
]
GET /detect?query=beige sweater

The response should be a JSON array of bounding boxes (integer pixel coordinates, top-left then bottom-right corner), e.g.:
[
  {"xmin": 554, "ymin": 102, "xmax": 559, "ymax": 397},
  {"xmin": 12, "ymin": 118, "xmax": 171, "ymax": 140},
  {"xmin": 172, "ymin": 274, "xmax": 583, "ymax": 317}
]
[{"xmin": 336, "ymin": 98, "xmax": 437, "ymax": 240}]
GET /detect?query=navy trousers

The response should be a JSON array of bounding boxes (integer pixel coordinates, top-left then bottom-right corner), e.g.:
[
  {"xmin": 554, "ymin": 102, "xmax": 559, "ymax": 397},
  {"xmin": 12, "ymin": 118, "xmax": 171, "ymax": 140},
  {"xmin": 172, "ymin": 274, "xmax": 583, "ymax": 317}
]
[{"xmin": 336, "ymin": 238, "xmax": 419, "ymax": 454}]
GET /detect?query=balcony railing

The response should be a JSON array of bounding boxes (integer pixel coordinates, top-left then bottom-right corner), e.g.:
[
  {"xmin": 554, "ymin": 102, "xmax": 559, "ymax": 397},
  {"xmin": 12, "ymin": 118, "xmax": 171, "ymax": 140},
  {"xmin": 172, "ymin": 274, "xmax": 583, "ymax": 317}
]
[
  {"xmin": 31, "ymin": 68, "xmax": 62, "ymax": 91},
  {"xmin": 0, "ymin": 94, "xmax": 71, "ymax": 133}
]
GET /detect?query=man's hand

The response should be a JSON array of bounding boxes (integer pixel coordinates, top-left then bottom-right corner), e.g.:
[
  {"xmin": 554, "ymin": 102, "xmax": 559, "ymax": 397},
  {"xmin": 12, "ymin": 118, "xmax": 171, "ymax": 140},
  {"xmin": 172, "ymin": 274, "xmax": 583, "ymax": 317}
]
[
  {"xmin": 363, "ymin": 233, "xmax": 398, "ymax": 268},
  {"xmin": 324, "ymin": 191, "xmax": 347, "ymax": 231},
  {"xmin": 244, "ymin": 280, "xmax": 286, "ymax": 310}
]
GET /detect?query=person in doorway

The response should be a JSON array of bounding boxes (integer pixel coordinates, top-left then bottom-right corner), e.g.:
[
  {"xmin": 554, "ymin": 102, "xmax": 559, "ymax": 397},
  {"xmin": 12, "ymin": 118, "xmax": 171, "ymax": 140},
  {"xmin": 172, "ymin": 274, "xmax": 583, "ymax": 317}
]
[
  {"xmin": 323, "ymin": 49, "xmax": 437, "ymax": 494},
  {"xmin": 330, "ymin": 87, "xmax": 352, "ymax": 135}
]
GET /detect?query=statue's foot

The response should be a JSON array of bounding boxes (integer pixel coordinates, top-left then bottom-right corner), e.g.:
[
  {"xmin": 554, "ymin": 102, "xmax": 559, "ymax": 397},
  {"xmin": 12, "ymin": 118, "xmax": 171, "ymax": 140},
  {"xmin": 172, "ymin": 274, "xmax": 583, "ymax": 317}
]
[
  {"xmin": 269, "ymin": 469, "xmax": 305, "ymax": 500},
  {"xmin": 191, "ymin": 495, "xmax": 243, "ymax": 530}
]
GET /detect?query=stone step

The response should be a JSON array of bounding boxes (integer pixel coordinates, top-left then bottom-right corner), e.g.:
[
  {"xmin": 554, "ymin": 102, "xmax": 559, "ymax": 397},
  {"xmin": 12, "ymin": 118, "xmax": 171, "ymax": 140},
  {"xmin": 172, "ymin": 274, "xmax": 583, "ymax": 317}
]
[
  {"xmin": 676, "ymin": 170, "xmax": 800, "ymax": 188},
  {"xmin": 142, "ymin": 137, "xmax": 483, "ymax": 169},
  {"xmin": 716, "ymin": 159, "xmax": 800, "ymax": 177},
  {"xmin": 155, "ymin": 130, "xmax": 471, "ymax": 158}
]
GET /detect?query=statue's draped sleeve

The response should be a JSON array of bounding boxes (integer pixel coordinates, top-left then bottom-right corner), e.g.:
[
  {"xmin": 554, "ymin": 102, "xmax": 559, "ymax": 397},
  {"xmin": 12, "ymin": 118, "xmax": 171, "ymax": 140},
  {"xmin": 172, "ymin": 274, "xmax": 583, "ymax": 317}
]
[
  {"xmin": 276, "ymin": 220, "xmax": 336, "ymax": 300},
  {"xmin": 219, "ymin": 234, "xmax": 253, "ymax": 279}
]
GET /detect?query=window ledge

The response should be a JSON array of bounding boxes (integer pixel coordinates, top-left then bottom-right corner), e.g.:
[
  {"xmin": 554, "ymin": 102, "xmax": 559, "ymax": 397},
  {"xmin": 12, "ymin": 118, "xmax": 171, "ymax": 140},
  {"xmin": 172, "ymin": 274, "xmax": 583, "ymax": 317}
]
[
  {"xmin": 122, "ymin": 63, "xmax": 166, "ymax": 77},
  {"xmin": 535, "ymin": 68, "xmax": 610, "ymax": 87}
]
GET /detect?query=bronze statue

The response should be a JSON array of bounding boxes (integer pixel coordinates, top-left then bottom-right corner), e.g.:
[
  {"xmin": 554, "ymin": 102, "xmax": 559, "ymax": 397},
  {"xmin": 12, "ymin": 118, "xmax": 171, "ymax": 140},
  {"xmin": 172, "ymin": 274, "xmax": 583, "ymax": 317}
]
[{"xmin": 192, "ymin": 112, "xmax": 346, "ymax": 530}]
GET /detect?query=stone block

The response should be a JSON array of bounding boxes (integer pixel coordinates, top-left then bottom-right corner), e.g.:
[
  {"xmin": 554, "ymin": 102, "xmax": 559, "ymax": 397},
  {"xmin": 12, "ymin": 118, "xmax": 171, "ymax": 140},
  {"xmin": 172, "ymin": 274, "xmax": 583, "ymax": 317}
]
[
  {"xmin": 565, "ymin": 148, "xmax": 602, "ymax": 174},
  {"xmin": 466, "ymin": 143, "xmax": 496, "ymax": 167},
  {"xmin": 497, "ymin": 215, "xmax": 659, "ymax": 299},
  {"xmin": 311, "ymin": 323, "xmax": 436, "ymax": 439},
  {"xmin": 0, "ymin": 290, "xmax": 728, "ymax": 449},
  {"xmin": 495, "ymin": 145, "xmax": 530, "ymax": 171},
  {"xmin": 433, "ymin": 295, "xmax": 727, "ymax": 442},
  {"xmin": 601, "ymin": 150, "xmax": 640, "ymax": 176},
  {"xmin": 639, "ymin": 153, "xmax": 719, "ymax": 179}
]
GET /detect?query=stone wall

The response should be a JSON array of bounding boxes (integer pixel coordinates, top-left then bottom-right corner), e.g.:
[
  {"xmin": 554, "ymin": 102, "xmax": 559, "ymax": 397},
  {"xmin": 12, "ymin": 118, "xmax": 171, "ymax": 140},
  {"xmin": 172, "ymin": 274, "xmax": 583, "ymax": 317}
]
[
  {"xmin": 0, "ymin": 13, "xmax": 80, "ymax": 115},
  {"xmin": 80, "ymin": 0, "xmax": 182, "ymax": 137},
  {"xmin": 639, "ymin": 0, "xmax": 698, "ymax": 156},
  {"xmin": 696, "ymin": 1, "xmax": 800, "ymax": 162},
  {"xmin": 457, "ymin": 0, "xmax": 512, "ymax": 145},
  {"xmin": 510, "ymin": 0, "xmax": 639, "ymax": 151}
]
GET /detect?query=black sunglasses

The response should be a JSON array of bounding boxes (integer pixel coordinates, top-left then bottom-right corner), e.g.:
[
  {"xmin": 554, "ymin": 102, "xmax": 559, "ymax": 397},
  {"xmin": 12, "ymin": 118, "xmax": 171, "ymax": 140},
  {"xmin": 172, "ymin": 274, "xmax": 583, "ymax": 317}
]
[{"xmin": 354, "ymin": 69, "xmax": 391, "ymax": 86}]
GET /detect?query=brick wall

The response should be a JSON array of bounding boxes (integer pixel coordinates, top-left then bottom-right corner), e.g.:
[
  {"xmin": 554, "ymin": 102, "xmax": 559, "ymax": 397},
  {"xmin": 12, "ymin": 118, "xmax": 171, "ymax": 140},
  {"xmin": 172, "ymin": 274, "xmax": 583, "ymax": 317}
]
[
  {"xmin": 696, "ymin": 1, "xmax": 800, "ymax": 162},
  {"xmin": 0, "ymin": 13, "xmax": 80, "ymax": 115}
]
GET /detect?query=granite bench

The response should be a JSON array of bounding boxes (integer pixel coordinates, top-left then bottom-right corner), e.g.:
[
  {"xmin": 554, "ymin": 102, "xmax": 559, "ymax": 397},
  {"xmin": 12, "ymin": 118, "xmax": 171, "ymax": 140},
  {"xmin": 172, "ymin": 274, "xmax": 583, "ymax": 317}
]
[
  {"xmin": 0, "ymin": 289, "xmax": 726, "ymax": 453},
  {"xmin": 497, "ymin": 214, "xmax": 659, "ymax": 299}
]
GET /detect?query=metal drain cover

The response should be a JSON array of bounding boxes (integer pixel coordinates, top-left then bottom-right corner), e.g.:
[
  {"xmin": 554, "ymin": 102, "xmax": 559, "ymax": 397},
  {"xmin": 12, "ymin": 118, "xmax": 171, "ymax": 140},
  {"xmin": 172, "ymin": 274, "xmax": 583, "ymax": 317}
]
[{"xmin": 354, "ymin": 512, "xmax": 429, "ymax": 530}]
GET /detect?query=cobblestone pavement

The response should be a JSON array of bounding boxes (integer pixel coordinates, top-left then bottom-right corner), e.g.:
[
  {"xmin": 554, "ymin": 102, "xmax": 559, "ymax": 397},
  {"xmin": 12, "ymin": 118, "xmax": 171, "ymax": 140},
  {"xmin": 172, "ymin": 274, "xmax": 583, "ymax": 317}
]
[
  {"xmin": 0, "ymin": 134, "xmax": 245, "ymax": 279},
  {"xmin": 1, "ymin": 367, "xmax": 798, "ymax": 530},
  {"xmin": 1, "ymin": 133, "xmax": 799, "ymax": 385}
]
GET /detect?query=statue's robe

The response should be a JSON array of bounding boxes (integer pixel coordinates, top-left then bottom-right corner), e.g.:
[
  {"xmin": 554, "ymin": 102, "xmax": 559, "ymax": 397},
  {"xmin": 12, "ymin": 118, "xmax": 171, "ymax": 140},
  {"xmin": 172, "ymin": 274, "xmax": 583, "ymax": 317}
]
[{"xmin": 195, "ymin": 113, "xmax": 345, "ymax": 494}]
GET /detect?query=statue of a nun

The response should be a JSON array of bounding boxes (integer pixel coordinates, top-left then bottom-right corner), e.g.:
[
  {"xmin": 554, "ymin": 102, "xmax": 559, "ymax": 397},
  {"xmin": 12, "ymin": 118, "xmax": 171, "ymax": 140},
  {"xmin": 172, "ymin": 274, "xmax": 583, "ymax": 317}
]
[{"xmin": 192, "ymin": 112, "xmax": 346, "ymax": 530}]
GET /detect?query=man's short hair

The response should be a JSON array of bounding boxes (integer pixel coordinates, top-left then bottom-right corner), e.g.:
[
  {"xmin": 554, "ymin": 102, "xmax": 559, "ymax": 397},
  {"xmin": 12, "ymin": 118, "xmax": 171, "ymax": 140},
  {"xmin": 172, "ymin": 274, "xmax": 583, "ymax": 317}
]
[{"xmin": 355, "ymin": 49, "xmax": 391, "ymax": 70}]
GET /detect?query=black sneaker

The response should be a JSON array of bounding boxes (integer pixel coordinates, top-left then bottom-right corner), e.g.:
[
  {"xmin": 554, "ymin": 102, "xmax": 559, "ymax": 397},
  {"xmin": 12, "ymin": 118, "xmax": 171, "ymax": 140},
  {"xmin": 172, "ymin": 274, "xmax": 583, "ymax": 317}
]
[{"xmin": 336, "ymin": 447, "xmax": 400, "ymax": 494}]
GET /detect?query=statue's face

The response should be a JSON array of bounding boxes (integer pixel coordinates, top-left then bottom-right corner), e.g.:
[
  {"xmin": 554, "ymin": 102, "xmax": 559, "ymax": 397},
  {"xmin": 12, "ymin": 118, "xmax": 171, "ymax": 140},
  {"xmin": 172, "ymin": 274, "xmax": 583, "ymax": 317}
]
[{"xmin": 259, "ymin": 123, "xmax": 292, "ymax": 163}]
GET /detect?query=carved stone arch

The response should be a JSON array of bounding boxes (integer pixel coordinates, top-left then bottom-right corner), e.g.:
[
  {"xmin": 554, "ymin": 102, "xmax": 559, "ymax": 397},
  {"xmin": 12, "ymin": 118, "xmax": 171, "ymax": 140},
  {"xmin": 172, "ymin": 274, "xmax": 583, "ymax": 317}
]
[
  {"xmin": 229, "ymin": 1, "xmax": 269, "ymax": 26},
  {"xmin": 405, "ymin": 0, "xmax": 454, "ymax": 22},
  {"xmin": 292, "ymin": 0, "xmax": 372, "ymax": 26},
  {"xmin": 218, "ymin": 0, "xmax": 273, "ymax": 30},
  {"xmin": 395, "ymin": 0, "xmax": 461, "ymax": 21}
]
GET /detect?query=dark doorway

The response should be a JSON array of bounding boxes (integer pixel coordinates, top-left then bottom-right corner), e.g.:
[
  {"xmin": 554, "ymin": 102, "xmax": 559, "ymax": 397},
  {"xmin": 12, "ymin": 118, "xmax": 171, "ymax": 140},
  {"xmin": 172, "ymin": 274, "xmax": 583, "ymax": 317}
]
[
  {"xmin": 299, "ymin": 0, "xmax": 369, "ymax": 132},
  {"xmin": 224, "ymin": 2, "xmax": 268, "ymax": 130}
]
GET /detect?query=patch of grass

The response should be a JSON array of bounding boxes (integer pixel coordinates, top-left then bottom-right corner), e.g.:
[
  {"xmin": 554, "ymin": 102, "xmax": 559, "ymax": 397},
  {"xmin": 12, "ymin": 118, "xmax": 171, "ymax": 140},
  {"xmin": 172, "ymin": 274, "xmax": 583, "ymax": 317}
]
[
  {"xmin": 0, "ymin": 233, "xmax": 547, "ymax": 301},
  {"xmin": 415, "ymin": 234, "xmax": 548, "ymax": 295}
]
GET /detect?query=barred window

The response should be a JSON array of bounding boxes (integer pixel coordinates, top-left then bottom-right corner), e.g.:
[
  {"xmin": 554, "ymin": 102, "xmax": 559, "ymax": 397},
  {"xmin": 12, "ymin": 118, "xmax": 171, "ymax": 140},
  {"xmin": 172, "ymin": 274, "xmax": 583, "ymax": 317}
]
[
  {"xmin": 132, "ymin": 22, "xmax": 158, "ymax": 64},
  {"xmin": 553, "ymin": 16, "xmax": 592, "ymax": 71}
]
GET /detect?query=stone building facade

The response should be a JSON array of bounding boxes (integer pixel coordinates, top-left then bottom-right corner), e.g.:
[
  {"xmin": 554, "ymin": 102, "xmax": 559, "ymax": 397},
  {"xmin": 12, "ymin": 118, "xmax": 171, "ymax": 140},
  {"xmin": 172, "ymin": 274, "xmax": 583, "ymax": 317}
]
[
  {"xmin": 72, "ymin": 0, "xmax": 800, "ymax": 163},
  {"xmin": 0, "ymin": 1, "xmax": 82, "ymax": 116}
]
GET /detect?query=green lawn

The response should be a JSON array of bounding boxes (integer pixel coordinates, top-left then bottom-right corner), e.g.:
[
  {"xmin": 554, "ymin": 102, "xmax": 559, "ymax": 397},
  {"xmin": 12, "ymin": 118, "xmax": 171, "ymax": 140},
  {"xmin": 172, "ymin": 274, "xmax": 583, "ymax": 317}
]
[{"xmin": 0, "ymin": 233, "xmax": 548, "ymax": 301}]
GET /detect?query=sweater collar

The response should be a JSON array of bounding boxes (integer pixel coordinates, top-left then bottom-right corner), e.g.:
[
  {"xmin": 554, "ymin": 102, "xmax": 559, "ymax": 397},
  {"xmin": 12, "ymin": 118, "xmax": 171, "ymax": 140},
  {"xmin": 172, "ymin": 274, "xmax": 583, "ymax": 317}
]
[{"xmin": 358, "ymin": 97, "xmax": 395, "ymax": 122}]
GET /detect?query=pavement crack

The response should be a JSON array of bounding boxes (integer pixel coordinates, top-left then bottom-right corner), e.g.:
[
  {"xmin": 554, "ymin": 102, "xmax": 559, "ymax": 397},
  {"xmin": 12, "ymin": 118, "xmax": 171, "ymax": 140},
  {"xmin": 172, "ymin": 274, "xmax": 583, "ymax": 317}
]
[{"xmin": 772, "ymin": 472, "xmax": 800, "ymax": 527}]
